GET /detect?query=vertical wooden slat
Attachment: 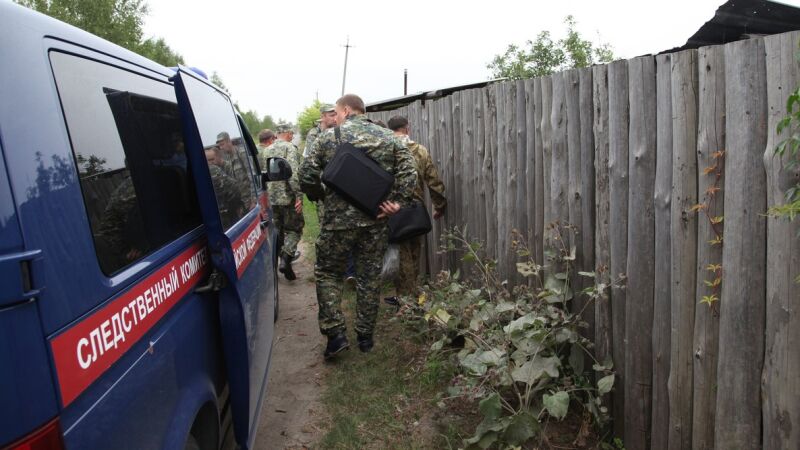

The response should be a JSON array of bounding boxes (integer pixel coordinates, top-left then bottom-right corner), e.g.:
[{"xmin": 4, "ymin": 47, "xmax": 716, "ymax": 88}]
[
  {"xmin": 451, "ymin": 93, "xmax": 463, "ymax": 272},
  {"xmin": 691, "ymin": 44, "xmax": 725, "ymax": 450},
  {"xmin": 533, "ymin": 78, "xmax": 545, "ymax": 265},
  {"xmin": 651, "ymin": 53, "xmax": 673, "ymax": 450},
  {"xmin": 579, "ymin": 68, "xmax": 596, "ymax": 335},
  {"xmin": 668, "ymin": 48, "xmax": 698, "ymax": 450},
  {"xmin": 541, "ymin": 76, "xmax": 553, "ymax": 243},
  {"xmin": 624, "ymin": 55, "xmax": 656, "ymax": 450},
  {"xmin": 474, "ymin": 89, "xmax": 487, "ymax": 251},
  {"xmin": 608, "ymin": 59, "xmax": 629, "ymax": 438},
  {"xmin": 462, "ymin": 89, "xmax": 475, "ymax": 248},
  {"xmin": 484, "ymin": 87, "xmax": 498, "ymax": 264},
  {"xmin": 524, "ymin": 78, "xmax": 538, "ymax": 258},
  {"xmin": 715, "ymin": 36, "xmax": 768, "ymax": 449},
  {"xmin": 762, "ymin": 30, "xmax": 800, "ymax": 450},
  {"xmin": 495, "ymin": 83, "xmax": 508, "ymax": 277},
  {"xmin": 516, "ymin": 79, "xmax": 529, "ymax": 272},
  {"xmin": 505, "ymin": 82, "xmax": 519, "ymax": 282},
  {"xmin": 551, "ymin": 72, "xmax": 569, "ymax": 230},
  {"xmin": 592, "ymin": 64, "xmax": 612, "ymax": 386},
  {"xmin": 565, "ymin": 69, "xmax": 585, "ymax": 315}
]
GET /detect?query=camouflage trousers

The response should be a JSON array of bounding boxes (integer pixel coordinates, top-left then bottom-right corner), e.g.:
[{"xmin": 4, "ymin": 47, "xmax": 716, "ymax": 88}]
[
  {"xmin": 273, "ymin": 204, "xmax": 304, "ymax": 259},
  {"xmin": 395, "ymin": 235, "xmax": 423, "ymax": 297},
  {"xmin": 315, "ymin": 224, "xmax": 389, "ymax": 337}
]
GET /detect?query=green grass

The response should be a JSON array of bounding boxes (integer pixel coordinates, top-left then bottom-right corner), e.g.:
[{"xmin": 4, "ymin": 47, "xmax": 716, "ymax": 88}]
[{"xmin": 317, "ymin": 295, "xmax": 466, "ymax": 450}]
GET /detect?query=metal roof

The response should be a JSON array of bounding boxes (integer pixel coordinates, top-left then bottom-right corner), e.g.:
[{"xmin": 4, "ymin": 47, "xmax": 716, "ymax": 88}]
[{"xmin": 365, "ymin": 78, "xmax": 505, "ymax": 113}]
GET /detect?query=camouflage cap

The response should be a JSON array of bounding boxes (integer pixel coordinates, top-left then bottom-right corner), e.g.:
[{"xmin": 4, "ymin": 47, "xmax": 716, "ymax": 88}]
[
  {"xmin": 216, "ymin": 131, "xmax": 231, "ymax": 142},
  {"xmin": 319, "ymin": 103, "xmax": 335, "ymax": 113},
  {"xmin": 276, "ymin": 123, "xmax": 294, "ymax": 134}
]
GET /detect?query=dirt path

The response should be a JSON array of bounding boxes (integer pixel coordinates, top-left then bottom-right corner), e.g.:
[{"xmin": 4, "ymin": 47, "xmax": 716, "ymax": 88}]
[{"xmin": 254, "ymin": 242, "xmax": 328, "ymax": 450}]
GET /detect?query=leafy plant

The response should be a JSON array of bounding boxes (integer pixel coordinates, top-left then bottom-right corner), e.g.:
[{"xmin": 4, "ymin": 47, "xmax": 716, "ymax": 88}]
[
  {"xmin": 396, "ymin": 224, "xmax": 623, "ymax": 449},
  {"xmin": 770, "ymin": 65, "xmax": 800, "ymax": 223},
  {"xmin": 691, "ymin": 149, "xmax": 725, "ymax": 309}
]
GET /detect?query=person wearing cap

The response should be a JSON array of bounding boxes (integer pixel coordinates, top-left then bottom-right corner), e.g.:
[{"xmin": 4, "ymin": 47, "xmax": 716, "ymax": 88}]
[
  {"xmin": 303, "ymin": 103, "xmax": 337, "ymax": 158},
  {"xmin": 263, "ymin": 123, "xmax": 304, "ymax": 280},
  {"xmin": 256, "ymin": 128, "xmax": 276, "ymax": 168},
  {"xmin": 299, "ymin": 93, "xmax": 417, "ymax": 359},
  {"xmin": 385, "ymin": 115, "xmax": 446, "ymax": 305},
  {"xmin": 215, "ymin": 131, "xmax": 254, "ymax": 207}
]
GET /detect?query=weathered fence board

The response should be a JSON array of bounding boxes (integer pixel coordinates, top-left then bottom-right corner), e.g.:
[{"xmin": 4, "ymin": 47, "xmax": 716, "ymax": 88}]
[
  {"xmin": 668, "ymin": 48, "xmax": 699, "ymax": 450},
  {"xmin": 651, "ymin": 53, "xmax": 673, "ymax": 450},
  {"xmin": 504, "ymin": 82, "xmax": 519, "ymax": 281},
  {"xmin": 524, "ymin": 78, "xmax": 541, "ymax": 264},
  {"xmin": 495, "ymin": 83, "xmax": 509, "ymax": 276},
  {"xmin": 483, "ymin": 86, "xmax": 498, "ymax": 264},
  {"xmin": 607, "ymin": 59, "xmax": 629, "ymax": 437},
  {"xmin": 578, "ymin": 68, "xmax": 596, "ymax": 332},
  {"xmin": 691, "ymin": 43, "xmax": 725, "ymax": 450},
  {"xmin": 624, "ymin": 55, "xmax": 656, "ymax": 450},
  {"xmin": 541, "ymin": 76, "xmax": 553, "ymax": 250},
  {"xmin": 715, "ymin": 36, "xmax": 768, "ymax": 449},
  {"xmin": 550, "ymin": 72, "xmax": 569, "ymax": 232},
  {"xmin": 533, "ymin": 78, "xmax": 545, "ymax": 265},
  {"xmin": 516, "ymin": 79, "xmax": 528, "ymax": 272},
  {"xmin": 762, "ymin": 30, "xmax": 800, "ymax": 450},
  {"xmin": 592, "ymin": 64, "xmax": 613, "ymax": 392},
  {"xmin": 474, "ymin": 90, "xmax": 487, "ymax": 252},
  {"xmin": 565, "ymin": 69, "xmax": 585, "ymax": 313}
]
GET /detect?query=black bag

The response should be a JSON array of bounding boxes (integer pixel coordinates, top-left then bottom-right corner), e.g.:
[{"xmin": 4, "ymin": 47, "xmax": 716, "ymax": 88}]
[
  {"xmin": 388, "ymin": 202, "xmax": 432, "ymax": 243},
  {"xmin": 321, "ymin": 127, "xmax": 394, "ymax": 217}
]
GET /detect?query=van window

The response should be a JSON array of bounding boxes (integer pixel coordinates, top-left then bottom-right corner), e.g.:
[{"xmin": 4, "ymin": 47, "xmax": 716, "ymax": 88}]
[
  {"xmin": 50, "ymin": 52, "xmax": 202, "ymax": 274},
  {"xmin": 180, "ymin": 73, "xmax": 257, "ymax": 230}
]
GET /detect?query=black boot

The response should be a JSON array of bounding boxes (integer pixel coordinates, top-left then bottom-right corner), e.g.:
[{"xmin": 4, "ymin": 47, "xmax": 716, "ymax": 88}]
[
  {"xmin": 324, "ymin": 333, "xmax": 349, "ymax": 359},
  {"xmin": 357, "ymin": 333, "xmax": 374, "ymax": 353},
  {"xmin": 279, "ymin": 255, "xmax": 296, "ymax": 281}
]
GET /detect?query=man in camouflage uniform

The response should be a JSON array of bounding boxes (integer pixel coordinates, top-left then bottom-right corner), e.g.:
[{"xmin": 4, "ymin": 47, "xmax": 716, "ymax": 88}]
[
  {"xmin": 262, "ymin": 124, "xmax": 304, "ymax": 280},
  {"xmin": 303, "ymin": 103, "xmax": 337, "ymax": 158},
  {"xmin": 300, "ymin": 94, "xmax": 417, "ymax": 358},
  {"xmin": 205, "ymin": 146, "xmax": 247, "ymax": 228},
  {"xmin": 256, "ymin": 128, "xmax": 276, "ymax": 165},
  {"xmin": 216, "ymin": 131, "xmax": 253, "ymax": 204},
  {"xmin": 386, "ymin": 115, "xmax": 446, "ymax": 302}
]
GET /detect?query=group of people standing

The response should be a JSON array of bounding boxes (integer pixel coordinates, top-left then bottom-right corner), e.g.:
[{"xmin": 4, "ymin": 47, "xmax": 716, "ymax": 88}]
[{"xmin": 258, "ymin": 94, "xmax": 447, "ymax": 360}]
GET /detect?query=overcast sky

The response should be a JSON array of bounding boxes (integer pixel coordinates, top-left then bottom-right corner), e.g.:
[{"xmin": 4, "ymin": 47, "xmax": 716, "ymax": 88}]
[{"xmin": 143, "ymin": 0, "xmax": 800, "ymax": 123}]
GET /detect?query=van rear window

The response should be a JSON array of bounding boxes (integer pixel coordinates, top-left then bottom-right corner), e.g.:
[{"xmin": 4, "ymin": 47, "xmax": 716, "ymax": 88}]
[{"xmin": 50, "ymin": 52, "xmax": 202, "ymax": 275}]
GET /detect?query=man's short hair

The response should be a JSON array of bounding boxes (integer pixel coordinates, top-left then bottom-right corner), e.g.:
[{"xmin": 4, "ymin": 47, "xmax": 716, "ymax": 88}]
[
  {"xmin": 336, "ymin": 94, "xmax": 365, "ymax": 114},
  {"xmin": 387, "ymin": 116, "xmax": 409, "ymax": 131},
  {"xmin": 258, "ymin": 129, "xmax": 275, "ymax": 143},
  {"xmin": 216, "ymin": 131, "xmax": 230, "ymax": 142}
]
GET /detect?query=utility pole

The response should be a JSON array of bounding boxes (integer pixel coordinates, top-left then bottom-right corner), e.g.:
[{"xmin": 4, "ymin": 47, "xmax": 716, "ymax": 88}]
[
  {"xmin": 341, "ymin": 36, "xmax": 353, "ymax": 96},
  {"xmin": 403, "ymin": 68, "xmax": 408, "ymax": 95}
]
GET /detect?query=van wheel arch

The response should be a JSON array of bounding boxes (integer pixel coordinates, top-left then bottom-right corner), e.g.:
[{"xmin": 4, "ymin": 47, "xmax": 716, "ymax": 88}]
[{"xmin": 184, "ymin": 401, "xmax": 219, "ymax": 450}]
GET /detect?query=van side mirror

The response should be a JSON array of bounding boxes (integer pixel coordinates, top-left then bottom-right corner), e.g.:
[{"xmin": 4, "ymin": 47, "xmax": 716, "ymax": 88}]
[{"xmin": 261, "ymin": 157, "xmax": 292, "ymax": 184}]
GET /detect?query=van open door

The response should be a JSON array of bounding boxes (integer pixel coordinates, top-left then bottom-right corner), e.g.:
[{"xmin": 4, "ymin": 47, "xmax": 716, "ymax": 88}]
[{"xmin": 171, "ymin": 68, "xmax": 276, "ymax": 449}]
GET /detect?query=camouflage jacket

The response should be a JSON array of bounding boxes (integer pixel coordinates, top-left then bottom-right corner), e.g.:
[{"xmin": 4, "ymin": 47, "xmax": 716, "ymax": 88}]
[
  {"xmin": 259, "ymin": 140, "xmax": 302, "ymax": 206},
  {"xmin": 208, "ymin": 163, "xmax": 246, "ymax": 228},
  {"xmin": 299, "ymin": 114, "xmax": 417, "ymax": 230},
  {"xmin": 303, "ymin": 125, "xmax": 321, "ymax": 158},
  {"xmin": 398, "ymin": 135, "xmax": 447, "ymax": 211}
]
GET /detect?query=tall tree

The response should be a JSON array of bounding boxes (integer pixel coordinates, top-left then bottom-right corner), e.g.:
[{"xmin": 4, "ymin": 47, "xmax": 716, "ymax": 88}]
[{"xmin": 488, "ymin": 16, "xmax": 615, "ymax": 80}]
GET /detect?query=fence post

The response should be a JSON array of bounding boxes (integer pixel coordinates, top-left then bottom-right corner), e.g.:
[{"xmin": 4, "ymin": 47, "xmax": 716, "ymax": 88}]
[
  {"xmin": 579, "ymin": 68, "xmax": 596, "ymax": 341},
  {"xmin": 762, "ymin": 30, "xmax": 800, "ymax": 450},
  {"xmin": 691, "ymin": 43, "xmax": 726, "ymax": 450},
  {"xmin": 483, "ymin": 87, "xmax": 498, "ymax": 264},
  {"xmin": 592, "ymin": 64, "xmax": 613, "ymax": 403},
  {"xmin": 715, "ymin": 36, "xmax": 768, "ymax": 449},
  {"xmin": 608, "ymin": 59, "xmax": 630, "ymax": 438},
  {"xmin": 651, "ymin": 53, "xmax": 673, "ymax": 450},
  {"xmin": 525, "ymin": 78, "xmax": 542, "ymax": 265},
  {"xmin": 624, "ymin": 55, "xmax": 656, "ymax": 450},
  {"xmin": 541, "ymin": 76, "xmax": 553, "ymax": 251},
  {"xmin": 669, "ymin": 48, "xmax": 699, "ymax": 450},
  {"xmin": 516, "ymin": 79, "xmax": 529, "ymax": 273}
]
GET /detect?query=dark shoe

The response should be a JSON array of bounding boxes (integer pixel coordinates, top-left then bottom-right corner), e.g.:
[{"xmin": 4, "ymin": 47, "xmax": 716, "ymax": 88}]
[
  {"xmin": 292, "ymin": 250, "xmax": 301, "ymax": 262},
  {"xmin": 383, "ymin": 296, "xmax": 399, "ymax": 306},
  {"xmin": 279, "ymin": 256, "xmax": 296, "ymax": 281},
  {"xmin": 324, "ymin": 334, "xmax": 349, "ymax": 359},
  {"xmin": 357, "ymin": 334, "xmax": 374, "ymax": 353}
]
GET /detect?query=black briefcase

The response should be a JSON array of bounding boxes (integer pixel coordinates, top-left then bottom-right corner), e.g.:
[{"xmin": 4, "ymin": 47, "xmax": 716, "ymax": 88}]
[
  {"xmin": 388, "ymin": 202, "xmax": 433, "ymax": 243},
  {"xmin": 322, "ymin": 139, "xmax": 395, "ymax": 218}
]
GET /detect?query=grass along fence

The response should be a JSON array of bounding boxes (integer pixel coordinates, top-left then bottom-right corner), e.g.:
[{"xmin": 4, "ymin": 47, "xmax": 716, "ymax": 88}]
[{"xmin": 368, "ymin": 30, "xmax": 800, "ymax": 450}]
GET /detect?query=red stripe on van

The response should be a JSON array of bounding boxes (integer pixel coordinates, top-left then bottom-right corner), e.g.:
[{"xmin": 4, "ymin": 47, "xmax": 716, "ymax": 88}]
[
  {"xmin": 232, "ymin": 216, "xmax": 266, "ymax": 278},
  {"xmin": 49, "ymin": 241, "xmax": 210, "ymax": 406}
]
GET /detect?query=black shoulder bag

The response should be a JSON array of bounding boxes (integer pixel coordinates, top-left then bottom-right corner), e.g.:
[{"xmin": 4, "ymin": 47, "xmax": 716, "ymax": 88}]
[
  {"xmin": 321, "ymin": 127, "xmax": 395, "ymax": 218},
  {"xmin": 388, "ymin": 201, "xmax": 433, "ymax": 243}
]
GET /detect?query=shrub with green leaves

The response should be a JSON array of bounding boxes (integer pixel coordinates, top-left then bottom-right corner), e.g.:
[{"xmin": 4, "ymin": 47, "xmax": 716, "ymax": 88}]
[{"xmin": 396, "ymin": 224, "xmax": 622, "ymax": 449}]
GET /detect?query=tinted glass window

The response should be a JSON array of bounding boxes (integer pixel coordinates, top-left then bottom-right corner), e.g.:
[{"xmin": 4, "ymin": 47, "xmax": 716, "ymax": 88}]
[
  {"xmin": 50, "ymin": 52, "xmax": 202, "ymax": 274},
  {"xmin": 180, "ymin": 73, "xmax": 256, "ymax": 230}
]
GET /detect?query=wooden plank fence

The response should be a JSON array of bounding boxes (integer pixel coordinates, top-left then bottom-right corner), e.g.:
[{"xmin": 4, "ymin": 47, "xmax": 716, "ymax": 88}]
[{"xmin": 368, "ymin": 30, "xmax": 800, "ymax": 449}]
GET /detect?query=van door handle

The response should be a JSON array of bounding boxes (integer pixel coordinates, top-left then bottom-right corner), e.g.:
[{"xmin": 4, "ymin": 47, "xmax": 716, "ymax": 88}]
[{"xmin": 195, "ymin": 269, "xmax": 226, "ymax": 293}]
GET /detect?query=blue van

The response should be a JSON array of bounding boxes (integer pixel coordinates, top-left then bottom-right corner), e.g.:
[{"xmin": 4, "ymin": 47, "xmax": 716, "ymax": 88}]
[{"xmin": 1, "ymin": 3, "xmax": 287, "ymax": 449}]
